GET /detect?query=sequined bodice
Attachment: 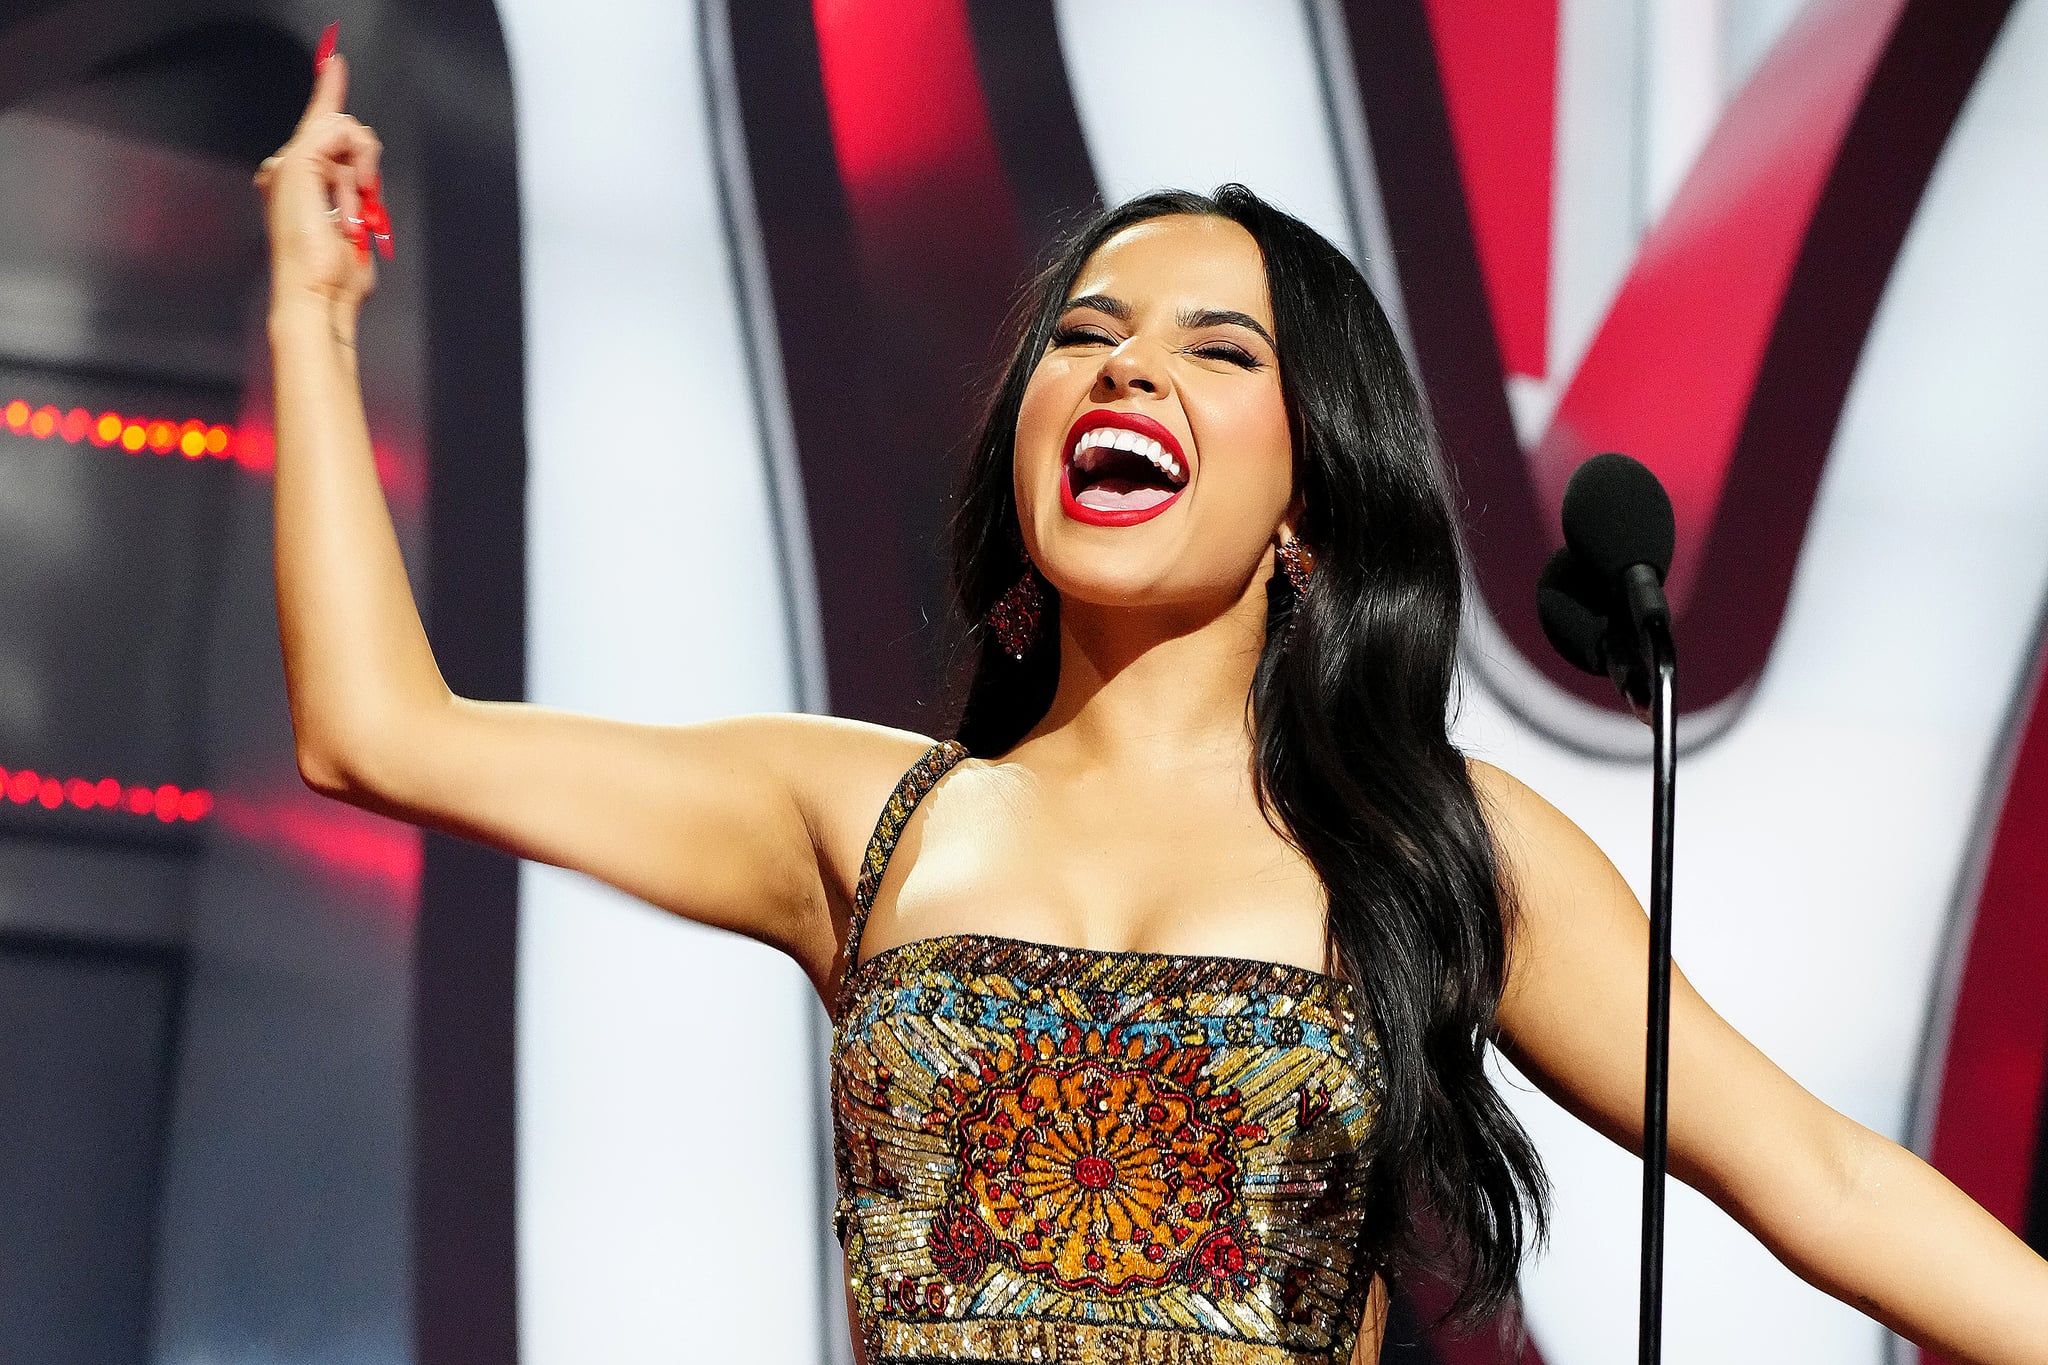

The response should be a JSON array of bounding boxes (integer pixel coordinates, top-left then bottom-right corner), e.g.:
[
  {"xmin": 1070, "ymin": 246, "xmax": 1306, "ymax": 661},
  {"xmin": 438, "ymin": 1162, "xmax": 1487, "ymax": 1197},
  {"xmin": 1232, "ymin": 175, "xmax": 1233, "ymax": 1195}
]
[{"xmin": 830, "ymin": 743, "xmax": 1385, "ymax": 1365}]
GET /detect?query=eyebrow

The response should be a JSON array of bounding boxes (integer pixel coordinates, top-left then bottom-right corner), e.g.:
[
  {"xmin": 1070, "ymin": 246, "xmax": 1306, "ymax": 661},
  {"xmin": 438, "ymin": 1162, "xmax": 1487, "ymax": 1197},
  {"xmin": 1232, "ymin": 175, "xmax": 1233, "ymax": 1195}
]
[
  {"xmin": 1059, "ymin": 294, "xmax": 1277, "ymax": 351},
  {"xmin": 1061, "ymin": 293, "xmax": 1130, "ymax": 321},
  {"xmin": 1179, "ymin": 307, "xmax": 1277, "ymax": 350}
]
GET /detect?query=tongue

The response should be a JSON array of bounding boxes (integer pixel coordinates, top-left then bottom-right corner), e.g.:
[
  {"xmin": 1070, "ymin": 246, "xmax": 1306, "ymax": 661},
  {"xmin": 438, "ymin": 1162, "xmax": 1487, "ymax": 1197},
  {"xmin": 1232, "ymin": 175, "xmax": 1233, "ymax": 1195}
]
[{"xmin": 1076, "ymin": 476, "xmax": 1177, "ymax": 512}]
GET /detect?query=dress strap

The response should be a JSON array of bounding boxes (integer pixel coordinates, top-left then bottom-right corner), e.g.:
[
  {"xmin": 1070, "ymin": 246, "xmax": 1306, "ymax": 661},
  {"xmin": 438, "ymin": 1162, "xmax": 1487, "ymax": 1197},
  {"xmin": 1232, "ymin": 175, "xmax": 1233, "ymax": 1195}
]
[{"xmin": 836, "ymin": 740, "xmax": 970, "ymax": 1011}]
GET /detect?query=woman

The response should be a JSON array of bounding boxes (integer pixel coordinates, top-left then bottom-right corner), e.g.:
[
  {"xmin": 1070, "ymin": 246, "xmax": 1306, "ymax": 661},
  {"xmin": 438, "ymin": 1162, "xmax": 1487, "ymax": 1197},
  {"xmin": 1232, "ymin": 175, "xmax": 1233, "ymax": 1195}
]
[{"xmin": 259, "ymin": 52, "xmax": 2048, "ymax": 1365}]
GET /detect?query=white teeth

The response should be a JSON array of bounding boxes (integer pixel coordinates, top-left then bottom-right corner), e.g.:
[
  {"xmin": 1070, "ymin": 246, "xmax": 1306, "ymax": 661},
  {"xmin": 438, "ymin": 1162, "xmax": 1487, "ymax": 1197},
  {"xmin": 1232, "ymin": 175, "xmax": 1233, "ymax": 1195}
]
[{"xmin": 1069, "ymin": 426, "xmax": 1184, "ymax": 483}]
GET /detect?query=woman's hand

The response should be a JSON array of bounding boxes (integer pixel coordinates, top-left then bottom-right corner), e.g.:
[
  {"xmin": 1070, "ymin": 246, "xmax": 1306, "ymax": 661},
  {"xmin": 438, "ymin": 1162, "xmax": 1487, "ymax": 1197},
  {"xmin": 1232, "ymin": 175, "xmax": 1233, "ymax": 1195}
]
[{"xmin": 254, "ymin": 44, "xmax": 388, "ymax": 328}]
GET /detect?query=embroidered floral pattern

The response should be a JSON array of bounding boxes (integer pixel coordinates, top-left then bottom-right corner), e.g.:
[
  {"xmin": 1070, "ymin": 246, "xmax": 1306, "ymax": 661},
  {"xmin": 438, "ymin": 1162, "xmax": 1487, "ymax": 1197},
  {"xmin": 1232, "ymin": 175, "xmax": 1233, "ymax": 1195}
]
[{"xmin": 925, "ymin": 1025, "xmax": 1263, "ymax": 1297}]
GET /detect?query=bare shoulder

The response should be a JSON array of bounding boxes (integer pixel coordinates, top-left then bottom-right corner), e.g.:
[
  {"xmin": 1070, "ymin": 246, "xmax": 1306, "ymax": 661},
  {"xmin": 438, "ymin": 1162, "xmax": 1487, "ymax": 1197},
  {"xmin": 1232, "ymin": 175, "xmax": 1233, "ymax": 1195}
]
[
  {"xmin": 1466, "ymin": 753, "xmax": 1638, "ymax": 945},
  {"xmin": 1458, "ymin": 757, "xmax": 1646, "ymax": 1047},
  {"xmin": 750, "ymin": 713, "xmax": 951, "ymax": 901},
  {"xmin": 1466, "ymin": 757, "xmax": 1589, "ymax": 875}
]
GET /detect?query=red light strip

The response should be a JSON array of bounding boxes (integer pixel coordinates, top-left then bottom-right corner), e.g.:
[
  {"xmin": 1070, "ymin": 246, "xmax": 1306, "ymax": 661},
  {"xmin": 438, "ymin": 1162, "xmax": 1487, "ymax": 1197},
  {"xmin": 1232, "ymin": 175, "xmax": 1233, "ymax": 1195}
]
[
  {"xmin": 3, "ymin": 396, "xmax": 273, "ymax": 470},
  {"xmin": 1, "ymin": 763, "xmax": 213, "ymax": 824}
]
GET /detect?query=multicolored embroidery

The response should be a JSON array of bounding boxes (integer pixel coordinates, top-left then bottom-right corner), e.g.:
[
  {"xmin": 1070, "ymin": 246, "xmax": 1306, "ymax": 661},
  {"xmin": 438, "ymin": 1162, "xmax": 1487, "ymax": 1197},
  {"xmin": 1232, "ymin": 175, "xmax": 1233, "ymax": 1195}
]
[
  {"xmin": 830, "ymin": 746, "xmax": 1384, "ymax": 1363},
  {"xmin": 925, "ymin": 1023, "xmax": 1261, "ymax": 1298}
]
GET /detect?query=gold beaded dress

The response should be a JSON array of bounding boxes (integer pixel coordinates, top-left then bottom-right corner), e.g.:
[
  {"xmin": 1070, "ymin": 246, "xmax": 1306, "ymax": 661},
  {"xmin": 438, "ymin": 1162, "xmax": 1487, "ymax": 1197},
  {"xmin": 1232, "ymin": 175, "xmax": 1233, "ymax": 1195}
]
[{"xmin": 831, "ymin": 742, "xmax": 1386, "ymax": 1364}]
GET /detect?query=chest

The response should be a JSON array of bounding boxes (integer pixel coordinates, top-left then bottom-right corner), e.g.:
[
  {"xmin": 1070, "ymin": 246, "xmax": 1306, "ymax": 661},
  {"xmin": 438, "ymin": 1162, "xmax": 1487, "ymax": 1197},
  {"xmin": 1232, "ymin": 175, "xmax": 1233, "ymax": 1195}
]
[
  {"xmin": 866, "ymin": 767, "xmax": 1331, "ymax": 969},
  {"xmin": 830, "ymin": 937, "xmax": 1384, "ymax": 1362}
]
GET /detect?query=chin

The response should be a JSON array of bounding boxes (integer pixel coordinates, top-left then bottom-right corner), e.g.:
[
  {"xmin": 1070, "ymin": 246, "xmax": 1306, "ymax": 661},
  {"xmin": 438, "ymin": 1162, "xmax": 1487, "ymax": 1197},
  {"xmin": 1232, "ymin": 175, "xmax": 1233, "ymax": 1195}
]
[{"xmin": 1033, "ymin": 543, "xmax": 1170, "ymax": 607}]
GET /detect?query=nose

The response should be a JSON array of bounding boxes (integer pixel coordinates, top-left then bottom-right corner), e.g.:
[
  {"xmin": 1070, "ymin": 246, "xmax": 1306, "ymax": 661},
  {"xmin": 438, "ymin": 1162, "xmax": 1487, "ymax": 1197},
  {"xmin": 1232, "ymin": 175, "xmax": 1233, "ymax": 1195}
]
[{"xmin": 1092, "ymin": 338, "xmax": 1171, "ymax": 402}]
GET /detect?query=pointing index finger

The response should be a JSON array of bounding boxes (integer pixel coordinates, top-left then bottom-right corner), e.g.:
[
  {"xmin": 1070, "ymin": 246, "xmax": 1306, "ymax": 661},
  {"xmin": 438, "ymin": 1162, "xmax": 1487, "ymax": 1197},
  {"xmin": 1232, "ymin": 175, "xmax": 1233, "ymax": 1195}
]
[{"xmin": 296, "ymin": 46, "xmax": 349, "ymax": 132}]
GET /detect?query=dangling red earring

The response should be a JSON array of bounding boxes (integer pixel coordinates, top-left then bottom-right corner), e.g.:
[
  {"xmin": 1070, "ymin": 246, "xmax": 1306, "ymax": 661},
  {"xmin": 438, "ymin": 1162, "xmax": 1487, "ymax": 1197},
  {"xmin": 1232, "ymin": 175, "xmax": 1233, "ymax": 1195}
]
[
  {"xmin": 987, "ymin": 559, "xmax": 1047, "ymax": 660},
  {"xmin": 1276, "ymin": 536, "xmax": 1315, "ymax": 598}
]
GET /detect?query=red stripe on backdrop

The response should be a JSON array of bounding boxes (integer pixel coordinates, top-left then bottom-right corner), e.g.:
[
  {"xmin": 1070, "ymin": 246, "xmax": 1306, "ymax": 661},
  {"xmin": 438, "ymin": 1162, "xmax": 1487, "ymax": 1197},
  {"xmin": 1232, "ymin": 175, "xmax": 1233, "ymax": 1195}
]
[
  {"xmin": 1419, "ymin": 0, "xmax": 1557, "ymax": 381},
  {"xmin": 1926, "ymin": 624, "xmax": 2048, "ymax": 1331},
  {"xmin": 812, "ymin": 0, "xmax": 1027, "ymax": 271},
  {"xmin": 1531, "ymin": 0, "xmax": 1905, "ymax": 611}
]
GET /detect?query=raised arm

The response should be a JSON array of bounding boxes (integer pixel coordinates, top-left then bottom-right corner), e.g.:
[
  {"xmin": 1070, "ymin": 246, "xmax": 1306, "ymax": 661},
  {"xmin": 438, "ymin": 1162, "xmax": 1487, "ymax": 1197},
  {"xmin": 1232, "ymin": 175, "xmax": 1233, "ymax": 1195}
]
[
  {"xmin": 256, "ymin": 52, "xmax": 922, "ymax": 993},
  {"xmin": 1477, "ymin": 761, "xmax": 2048, "ymax": 1365}
]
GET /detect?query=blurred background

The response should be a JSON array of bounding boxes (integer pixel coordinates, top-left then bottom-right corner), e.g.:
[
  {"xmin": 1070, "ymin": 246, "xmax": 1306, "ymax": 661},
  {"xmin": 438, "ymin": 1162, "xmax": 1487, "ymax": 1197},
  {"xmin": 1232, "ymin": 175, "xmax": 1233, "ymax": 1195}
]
[{"xmin": 0, "ymin": 2, "xmax": 2040, "ymax": 1364}]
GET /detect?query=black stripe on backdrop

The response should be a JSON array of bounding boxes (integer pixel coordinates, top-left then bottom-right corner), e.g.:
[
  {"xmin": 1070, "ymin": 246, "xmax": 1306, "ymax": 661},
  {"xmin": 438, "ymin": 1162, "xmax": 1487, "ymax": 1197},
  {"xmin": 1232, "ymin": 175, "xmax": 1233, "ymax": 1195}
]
[
  {"xmin": 963, "ymin": 0, "xmax": 1102, "ymax": 244},
  {"xmin": 2023, "ymin": 1080, "xmax": 2039, "ymax": 1252},
  {"xmin": 719, "ymin": 0, "xmax": 1097, "ymax": 732},
  {"xmin": 720, "ymin": 0, "xmax": 950, "ymax": 730},
  {"xmin": 413, "ymin": 4, "xmax": 526, "ymax": 1362},
  {"xmin": 1330, "ymin": 0, "xmax": 1543, "ymax": 693},
  {"xmin": 2031, "ymin": 1079, "xmax": 2048, "ymax": 1254}
]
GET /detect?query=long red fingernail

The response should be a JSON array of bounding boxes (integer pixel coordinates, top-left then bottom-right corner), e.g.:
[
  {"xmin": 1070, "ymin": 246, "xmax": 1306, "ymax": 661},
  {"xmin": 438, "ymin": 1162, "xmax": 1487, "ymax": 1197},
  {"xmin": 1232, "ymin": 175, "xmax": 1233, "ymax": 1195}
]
[{"xmin": 315, "ymin": 22, "xmax": 339, "ymax": 73}]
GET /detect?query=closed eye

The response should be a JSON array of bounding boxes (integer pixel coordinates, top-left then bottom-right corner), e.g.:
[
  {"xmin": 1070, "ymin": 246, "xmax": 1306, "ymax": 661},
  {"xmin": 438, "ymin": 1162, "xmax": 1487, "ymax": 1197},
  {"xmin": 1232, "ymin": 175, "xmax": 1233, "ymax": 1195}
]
[
  {"xmin": 1051, "ymin": 326, "xmax": 1115, "ymax": 348},
  {"xmin": 1190, "ymin": 341, "xmax": 1263, "ymax": 369}
]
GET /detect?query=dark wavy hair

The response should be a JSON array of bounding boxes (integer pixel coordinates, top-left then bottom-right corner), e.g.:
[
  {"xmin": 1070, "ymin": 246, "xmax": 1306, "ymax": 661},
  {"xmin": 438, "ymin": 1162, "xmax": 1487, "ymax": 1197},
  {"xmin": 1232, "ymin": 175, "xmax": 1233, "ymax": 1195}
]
[{"xmin": 948, "ymin": 185, "xmax": 1547, "ymax": 1320}]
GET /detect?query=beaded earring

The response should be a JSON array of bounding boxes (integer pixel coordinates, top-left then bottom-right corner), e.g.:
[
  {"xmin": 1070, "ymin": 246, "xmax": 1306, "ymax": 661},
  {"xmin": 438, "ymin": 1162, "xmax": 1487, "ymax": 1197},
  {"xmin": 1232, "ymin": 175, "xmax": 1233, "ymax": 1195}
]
[
  {"xmin": 1276, "ymin": 535, "xmax": 1315, "ymax": 598},
  {"xmin": 986, "ymin": 560, "xmax": 1047, "ymax": 660}
]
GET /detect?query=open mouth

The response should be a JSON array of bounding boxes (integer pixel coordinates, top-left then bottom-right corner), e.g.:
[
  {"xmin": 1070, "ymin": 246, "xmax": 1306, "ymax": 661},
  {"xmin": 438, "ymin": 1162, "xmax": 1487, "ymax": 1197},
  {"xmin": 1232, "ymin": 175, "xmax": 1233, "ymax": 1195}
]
[{"xmin": 1060, "ymin": 410, "xmax": 1188, "ymax": 527}]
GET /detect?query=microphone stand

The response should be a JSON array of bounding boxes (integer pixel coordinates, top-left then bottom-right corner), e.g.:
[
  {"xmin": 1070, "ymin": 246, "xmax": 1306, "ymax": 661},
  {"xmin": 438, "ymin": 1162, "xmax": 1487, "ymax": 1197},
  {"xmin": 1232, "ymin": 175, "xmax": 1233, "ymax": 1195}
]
[{"xmin": 1620, "ymin": 566, "xmax": 1678, "ymax": 1365}]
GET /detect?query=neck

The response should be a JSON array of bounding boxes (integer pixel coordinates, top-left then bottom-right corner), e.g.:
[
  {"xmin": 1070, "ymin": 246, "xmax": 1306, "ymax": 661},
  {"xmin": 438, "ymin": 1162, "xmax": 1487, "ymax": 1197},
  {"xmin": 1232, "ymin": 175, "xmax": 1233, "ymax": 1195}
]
[{"xmin": 1021, "ymin": 581, "xmax": 1270, "ymax": 775}]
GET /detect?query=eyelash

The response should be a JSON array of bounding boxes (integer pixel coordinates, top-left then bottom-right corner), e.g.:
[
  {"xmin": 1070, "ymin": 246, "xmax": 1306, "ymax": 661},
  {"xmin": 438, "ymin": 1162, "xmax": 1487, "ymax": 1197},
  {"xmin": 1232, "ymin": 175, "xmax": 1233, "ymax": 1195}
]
[
  {"xmin": 1049, "ymin": 327, "xmax": 1265, "ymax": 370},
  {"xmin": 1193, "ymin": 342, "xmax": 1262, "ymax": 369},
  {"xmin": 1050, "ymin": 326, "xmax": 1115, "ymax": 350}
]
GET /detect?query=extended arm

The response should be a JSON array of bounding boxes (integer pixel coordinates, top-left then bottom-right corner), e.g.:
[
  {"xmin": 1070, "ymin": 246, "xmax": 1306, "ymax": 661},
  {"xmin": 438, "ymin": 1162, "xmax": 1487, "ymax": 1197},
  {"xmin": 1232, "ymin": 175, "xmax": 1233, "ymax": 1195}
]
[
  {"xmin": 1480, "ymin": 763, "xmax": 2048, "ymax": 1364},
  {"xmin": 257, "ymin": 54, "xmax": 923, "ymax": 993}
]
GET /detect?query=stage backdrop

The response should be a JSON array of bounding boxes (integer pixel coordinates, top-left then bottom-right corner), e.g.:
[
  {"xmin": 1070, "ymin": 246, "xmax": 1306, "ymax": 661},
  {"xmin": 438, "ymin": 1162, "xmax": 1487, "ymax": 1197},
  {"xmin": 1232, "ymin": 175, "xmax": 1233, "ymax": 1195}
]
[{"xmin": 504, "ymin": 2, "xmax": 2048, "ymax": 1364}]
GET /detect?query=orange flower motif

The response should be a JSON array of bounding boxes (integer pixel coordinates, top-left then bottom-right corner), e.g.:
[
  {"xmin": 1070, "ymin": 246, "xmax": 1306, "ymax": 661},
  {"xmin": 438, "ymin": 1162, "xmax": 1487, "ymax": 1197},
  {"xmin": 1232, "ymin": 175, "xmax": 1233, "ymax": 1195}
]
[{"xmin": 928, "ymin": 1025, "xmax": 1261, "ymax": 1297}]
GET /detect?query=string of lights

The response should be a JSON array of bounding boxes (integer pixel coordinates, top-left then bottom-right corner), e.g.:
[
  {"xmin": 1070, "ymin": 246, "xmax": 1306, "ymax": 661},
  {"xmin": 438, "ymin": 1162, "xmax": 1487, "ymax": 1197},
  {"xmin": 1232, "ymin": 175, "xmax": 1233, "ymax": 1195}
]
[
  {"xmin": 1, "ymin": 763, "xmax": 213, "ymax": 824},
  {"xmin": 3, "ymin": 397, "xmax": 271, "ymax": 469}
]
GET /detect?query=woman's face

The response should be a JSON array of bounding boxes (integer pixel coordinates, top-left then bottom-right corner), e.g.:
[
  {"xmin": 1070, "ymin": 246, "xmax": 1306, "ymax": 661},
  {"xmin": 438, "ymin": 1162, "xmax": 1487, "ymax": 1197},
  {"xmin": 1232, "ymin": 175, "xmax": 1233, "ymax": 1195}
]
[{"xmin": 1013, "ymin": 214, "xmax": 1295, "ymax": 616}]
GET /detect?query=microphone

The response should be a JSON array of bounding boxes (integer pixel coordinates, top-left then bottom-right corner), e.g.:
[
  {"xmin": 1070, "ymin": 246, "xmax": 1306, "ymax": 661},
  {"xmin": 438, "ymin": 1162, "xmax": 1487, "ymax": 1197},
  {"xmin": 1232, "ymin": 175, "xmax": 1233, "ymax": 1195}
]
[
  {"xmin": 1537, "ymin": 544, "xmax": 1613, "ymax": 675},
  {"xmin": 1534, "ymin": 452, "xmax": 1682, "ymax": 1365},
  {"xmin": 1536, "ymin": 545, "xmax": 1651, "ymax": 713},
  {"xmin": 1561, "ymin": 452, "xmax": 1676, "ymax": 646}
]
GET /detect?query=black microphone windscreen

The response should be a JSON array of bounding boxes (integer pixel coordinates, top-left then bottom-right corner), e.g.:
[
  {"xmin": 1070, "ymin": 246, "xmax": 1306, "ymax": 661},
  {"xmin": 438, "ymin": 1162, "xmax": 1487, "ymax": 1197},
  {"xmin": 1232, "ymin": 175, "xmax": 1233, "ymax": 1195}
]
[
  {"xmin": 1561, "ymin": 452, "xmax": 1676, "ymax": 583},
  {"xmin": 1536, "ymin": 547, "xmax": 1611, "ymax": 677}
]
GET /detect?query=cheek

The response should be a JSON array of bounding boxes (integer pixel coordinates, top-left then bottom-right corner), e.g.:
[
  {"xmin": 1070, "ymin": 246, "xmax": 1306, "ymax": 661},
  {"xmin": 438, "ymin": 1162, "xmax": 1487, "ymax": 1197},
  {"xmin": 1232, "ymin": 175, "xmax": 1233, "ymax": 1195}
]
[
  {"xmin": 1194, "ymin": 385, "xmax": 1295, "ymax": 514},
  {"xmin": 1013, "ymin": 360, "xmax": 1082, "ymax": 490}
]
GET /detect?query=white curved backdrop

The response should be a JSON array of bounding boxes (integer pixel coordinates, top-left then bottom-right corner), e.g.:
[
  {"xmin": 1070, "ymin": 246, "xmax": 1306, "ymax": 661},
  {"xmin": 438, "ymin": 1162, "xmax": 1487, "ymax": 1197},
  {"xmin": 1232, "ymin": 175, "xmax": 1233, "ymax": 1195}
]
[{"xmin": 497, "ymin": 0, "xmax": 827, "ymax": 1361}]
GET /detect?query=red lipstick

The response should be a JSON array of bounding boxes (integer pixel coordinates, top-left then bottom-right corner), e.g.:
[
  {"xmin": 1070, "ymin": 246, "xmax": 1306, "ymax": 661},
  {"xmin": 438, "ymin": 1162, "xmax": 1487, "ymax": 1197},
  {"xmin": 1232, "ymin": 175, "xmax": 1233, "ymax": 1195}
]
[{"xmin": 1059, "ymin": 409, "xmax": 1189, "ymax": 528}]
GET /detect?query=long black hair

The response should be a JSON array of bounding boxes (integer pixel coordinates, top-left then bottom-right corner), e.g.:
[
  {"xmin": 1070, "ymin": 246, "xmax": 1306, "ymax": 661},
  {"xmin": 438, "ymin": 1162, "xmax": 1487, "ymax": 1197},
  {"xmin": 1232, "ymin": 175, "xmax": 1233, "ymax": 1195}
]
[{"xmin": 949, "ymin": 185, "xmax": 1547, "ymax": 1320}]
